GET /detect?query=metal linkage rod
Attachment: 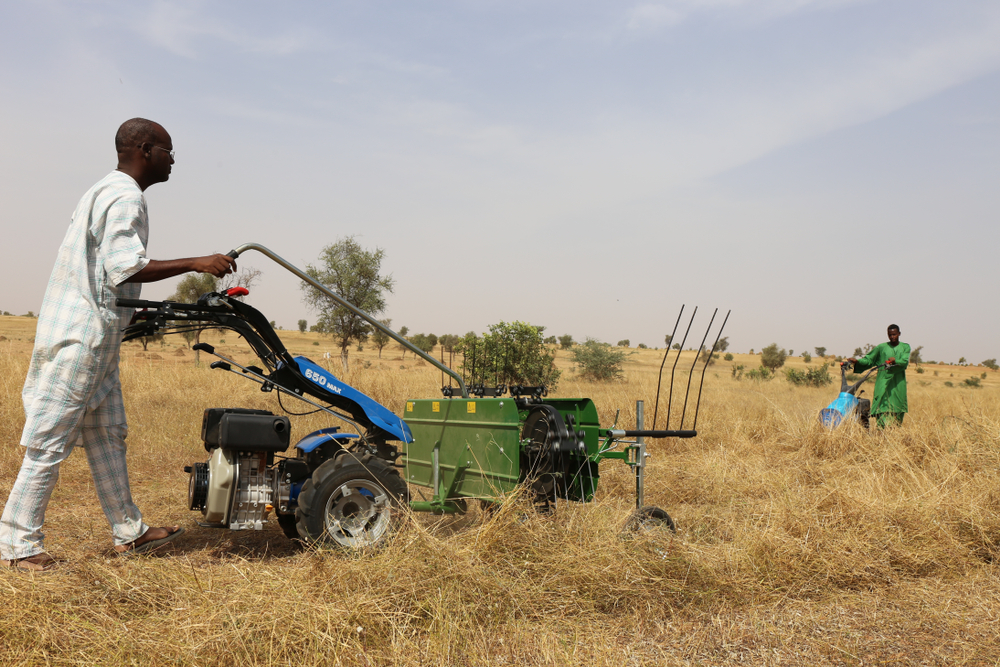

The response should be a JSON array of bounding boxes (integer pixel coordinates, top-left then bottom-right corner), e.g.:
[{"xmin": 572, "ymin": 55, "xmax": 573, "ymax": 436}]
[{"xmin": 228, "ymin": 242, "xmax": 467, "ymax": 397}]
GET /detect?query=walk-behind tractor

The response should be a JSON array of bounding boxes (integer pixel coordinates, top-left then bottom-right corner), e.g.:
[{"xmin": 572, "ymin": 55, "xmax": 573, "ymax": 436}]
[
  {"xmin": 119, "ymin": 243, "xmax": 728, "ymax": 549},
  {"xmin": 818, "ymin": 360, "xmax": 892, "ymax": 429}
]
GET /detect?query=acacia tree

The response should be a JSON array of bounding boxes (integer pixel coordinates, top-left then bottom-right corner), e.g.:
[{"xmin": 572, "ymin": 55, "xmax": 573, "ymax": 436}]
[
  {"xmin": 398, "ymin": 326, "xmax": 409, "ymax": 359},
  {"xmin": 761, "ymin": 343, "xmax": 787, "ymax": 372},
  {"xmin": 439, "ymin": 334, "xmax": 461, "ymax": 367},
  {"xmin": 371, "ymin": 318, "xmax": 392, "ymax": 358},
  {"xmin": 169, "ymin": 273, "xmax": 218, "ymax": 362},
  {"xmin": 302, "ymin": 237, "xmax": 394, "ymax": 373}
]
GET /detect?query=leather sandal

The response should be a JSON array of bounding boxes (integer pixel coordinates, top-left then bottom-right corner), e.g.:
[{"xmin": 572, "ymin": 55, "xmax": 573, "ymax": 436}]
[
  {"xmin": 115, "ymin": 526, "xmax": 185, "ymax": 556},
  {"xmin": 2, "ymin": 552, "xmax": 57, "ymax": 572}
]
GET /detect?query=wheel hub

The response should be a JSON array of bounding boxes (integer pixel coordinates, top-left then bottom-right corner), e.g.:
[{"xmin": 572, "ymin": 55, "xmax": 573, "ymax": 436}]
[{"xmin": 324, "ymin": 480, "xmax": 391, "ymax": 548}]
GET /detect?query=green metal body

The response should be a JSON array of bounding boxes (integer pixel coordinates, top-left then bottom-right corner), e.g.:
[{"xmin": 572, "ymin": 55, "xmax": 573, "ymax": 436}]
[{"xmin": 402, "ymin": 397, "xmax": 610, "ymax": 513}]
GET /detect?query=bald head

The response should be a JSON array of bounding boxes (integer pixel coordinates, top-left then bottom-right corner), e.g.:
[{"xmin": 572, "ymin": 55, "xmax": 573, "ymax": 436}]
[
  {"xmin": 115, "ymin": 118, "xmax": 162, "ymax": 154},
  {"xmin": 115, "ymin": 118, "xmax": 174, "ymax": 191}
]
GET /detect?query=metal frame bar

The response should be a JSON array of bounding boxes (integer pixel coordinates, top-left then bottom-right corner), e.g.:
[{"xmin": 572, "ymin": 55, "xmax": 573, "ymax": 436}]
[{"xmin": 228, "ymin": 242, "xmax": 468, "ymax": 397}]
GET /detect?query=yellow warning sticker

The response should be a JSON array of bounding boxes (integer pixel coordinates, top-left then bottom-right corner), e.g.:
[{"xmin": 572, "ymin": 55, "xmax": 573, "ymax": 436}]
[
  {"xmin": 467, "ymin": 402, "xmax": 476, "ymax": 414},
  {"xmin": 406, "ymin": 402, "xmax": 414, "ymax": 412},
  {"xmin": 432, "ymin": 402, "xmax": 440, "ymax": 413}
]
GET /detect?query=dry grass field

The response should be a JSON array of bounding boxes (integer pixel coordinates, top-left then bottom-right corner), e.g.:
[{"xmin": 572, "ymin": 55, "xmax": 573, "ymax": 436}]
[{"xmin": 2, "ymin": 313, "xmax": 1000, "ymax": 665}]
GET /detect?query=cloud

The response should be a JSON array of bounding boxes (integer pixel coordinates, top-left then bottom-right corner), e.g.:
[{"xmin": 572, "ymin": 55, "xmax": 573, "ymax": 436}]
[{"xmin": 140, "ymin": 1, "xmax": 312, "ymax": 58}]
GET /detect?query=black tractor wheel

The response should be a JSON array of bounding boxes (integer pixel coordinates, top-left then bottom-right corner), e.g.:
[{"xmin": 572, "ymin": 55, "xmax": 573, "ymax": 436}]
[
  {"xmin": 295, "ymin": 453, "xmax": 409, "ymax": 549},
  {"xmin": 623, "ymin": 505, "xmax": 677, "ymax": 534}
]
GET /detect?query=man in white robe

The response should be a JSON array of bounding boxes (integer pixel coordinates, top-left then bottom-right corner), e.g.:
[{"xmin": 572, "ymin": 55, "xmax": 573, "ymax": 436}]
[{"xmin": 1, "ymin": 118, "xmax": 236, "ymax": 571}]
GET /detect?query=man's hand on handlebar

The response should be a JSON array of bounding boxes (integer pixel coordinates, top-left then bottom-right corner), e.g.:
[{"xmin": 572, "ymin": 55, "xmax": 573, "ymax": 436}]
[
  {"xmin": 124, "ymin": 254, "xmax": 237, "ymax": 283},
  {"xmin": 191, "ymin": 254, "xmax": 237, "ymax": 278}
]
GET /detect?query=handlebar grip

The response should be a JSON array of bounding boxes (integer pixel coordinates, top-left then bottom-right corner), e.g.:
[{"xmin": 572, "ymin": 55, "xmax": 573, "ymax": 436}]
[
  {"xmin": 226, "ymin": 248, "xmax": 241, "ymax": 259},
  {"xmin": 116, "ymin": 298, "xmax": 164, "ymax": 309}
]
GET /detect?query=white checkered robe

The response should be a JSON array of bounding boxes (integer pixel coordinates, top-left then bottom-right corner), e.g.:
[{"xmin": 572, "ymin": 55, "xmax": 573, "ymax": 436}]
[{"xmin": 1, "ymin": 171, "xmax": 151, "ymax": 559}]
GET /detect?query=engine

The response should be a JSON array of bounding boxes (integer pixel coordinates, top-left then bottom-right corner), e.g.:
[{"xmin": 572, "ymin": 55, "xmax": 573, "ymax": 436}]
[{"xmin": 186, "ymin": 408, "xmax": 292, "ymax": 530}]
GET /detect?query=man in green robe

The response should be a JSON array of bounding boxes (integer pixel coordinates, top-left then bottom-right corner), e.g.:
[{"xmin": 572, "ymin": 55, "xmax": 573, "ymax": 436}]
[{"xmin": 847, "ymin": 324, "xmax": 910, "ymax": 428}]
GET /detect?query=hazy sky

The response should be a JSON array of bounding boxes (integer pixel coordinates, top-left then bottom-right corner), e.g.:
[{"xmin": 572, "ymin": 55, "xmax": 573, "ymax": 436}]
[{"xmin": 1, "ymin": 1, "xmax": 997, "ymax": 363}]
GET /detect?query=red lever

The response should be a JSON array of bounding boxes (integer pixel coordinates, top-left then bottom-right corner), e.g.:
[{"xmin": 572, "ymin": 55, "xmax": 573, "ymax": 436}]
[{"xmin": 226, "ymin": 287, "xmax": 249, "ymax": 297}]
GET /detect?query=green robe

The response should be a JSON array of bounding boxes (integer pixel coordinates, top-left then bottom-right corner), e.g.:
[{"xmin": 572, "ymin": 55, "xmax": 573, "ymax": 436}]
[{"xmin": 854, "ymin": 341, "xmax": 910, "ymax": 414}]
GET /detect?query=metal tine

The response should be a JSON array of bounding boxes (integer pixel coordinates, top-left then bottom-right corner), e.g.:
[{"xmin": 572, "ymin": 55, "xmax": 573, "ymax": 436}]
[
  {"xmin": 680, "ymin": 308, "xmax": 718, "ymax": 428},
  {"xmin": 652, "ymin": 305, "xmax": 685, "ymax": 431},
  {"xmin": 665, "ymin": 306, "xmax": 698, "ymax": 430},
  {"xmin": 691, "ymin": 310, "xmax": 730, "ymax": 430}
]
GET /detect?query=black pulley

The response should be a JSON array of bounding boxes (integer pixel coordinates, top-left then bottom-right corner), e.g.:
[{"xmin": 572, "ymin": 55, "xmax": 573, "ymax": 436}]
[{"xmin": 188, "ymin": 461, "xmax": 210, "ymax": 511}]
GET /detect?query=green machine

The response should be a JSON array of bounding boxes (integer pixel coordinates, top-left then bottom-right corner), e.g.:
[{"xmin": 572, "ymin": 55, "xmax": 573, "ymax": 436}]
[
  {"xmin": 404, "ymin": 397, "xmax": 604, "ymax": 512},
  {"xmin": 121, "ymin": 242, "xmax": 728, "ymax": 548}
]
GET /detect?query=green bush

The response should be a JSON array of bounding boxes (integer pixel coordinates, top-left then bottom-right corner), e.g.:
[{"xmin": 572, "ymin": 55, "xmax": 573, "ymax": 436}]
[
  {"xmin": 944, "ymin": 381, "xmax": 954, "ymax": 387},
  {"xmin": 732, "ymin": 364, "xmax": 745, "ymax": 379},
  {"xmin": 761, "ymin": 343, "xmax": 787, "ymax": 372},
  {"xmin": 802, "ymin": 352, "xmax": 811, "ymax": 364},
  {"xmin": 744, "ymin": 366, "xmax": 774, "ymax": 382},
  {"xmin": 964, "ymin": 377, "xmax": 982, "ymax": 388},
  {"xmin": 724, "ymin": 353, "xmax": 734, "ymax": 361},
  {"xmin": 571, "ymin": 339, "xmax": 631, "ymax": 382},
  {"xmin": 460, "ymin": 321, "xmax": 561, "ymax": 390},
  {"xmin": 784, "ymin": 365, "xmax": 833, "ymax": 387}
]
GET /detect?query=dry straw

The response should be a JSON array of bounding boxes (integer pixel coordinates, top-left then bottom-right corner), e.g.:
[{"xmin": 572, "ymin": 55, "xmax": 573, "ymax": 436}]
[{"xmin": 1, "ymin": 324, "xmax": 999, "ymax": 664}]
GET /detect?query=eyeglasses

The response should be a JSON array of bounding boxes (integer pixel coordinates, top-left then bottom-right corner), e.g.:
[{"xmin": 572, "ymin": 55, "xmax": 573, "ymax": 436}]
[{"xmin": 151, "ymin": 145, "xmax": 175, "ymax": 159}]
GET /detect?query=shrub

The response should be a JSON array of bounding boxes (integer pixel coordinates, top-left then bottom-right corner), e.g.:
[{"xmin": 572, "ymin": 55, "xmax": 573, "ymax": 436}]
[
  {"xmin": 571, "ymin": 338, "xmax": 630, "ymax": 382},
  {"xmin": 617, "ymin": 339, "xmax": 630, "ymax": 348},
  {"xmin": 731, "ymin": 364, "xmax": 745, "ymax": 379},
  {"xmin": 785, "ymin": 365, "xmax": 833, "ymax": 387},
  {"xmin": 944, "ymin": 381, "xmax": 954, "ymax": 387},
  {"xmin": 916, "ymin": 366, "xmax": 924, "ymax": 374},
  {"xmin": 724, "ymin": 353, "xmax": 733, "ymax": 361},
  {"xmin": 802, "ymin": 352, "xmax": 811, "ymax": 364},
  {"xmin": 983, "ymin": 359, "xmax": 998, "ymax": 371},
  {"xmin": 460, "ymin": 321, "xmax": 561, "ymax": 390},
  {"xmin": 965, "ymin": 377, "xmax": 982, "ymax": 388},
  {"xmin": 637, "ymin": 343, "xmax": 648, "ymax": 349},
  {"xmin": 761, "ymin": 343, "xmax": 787, "ymax": 372},
  {"xmin": 745, "ymin": 366, "xmax": 774, "ymax": 382},
  {"xmin": 558, "ymin": 335, "xmax": 574, "ymax": 350}
]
